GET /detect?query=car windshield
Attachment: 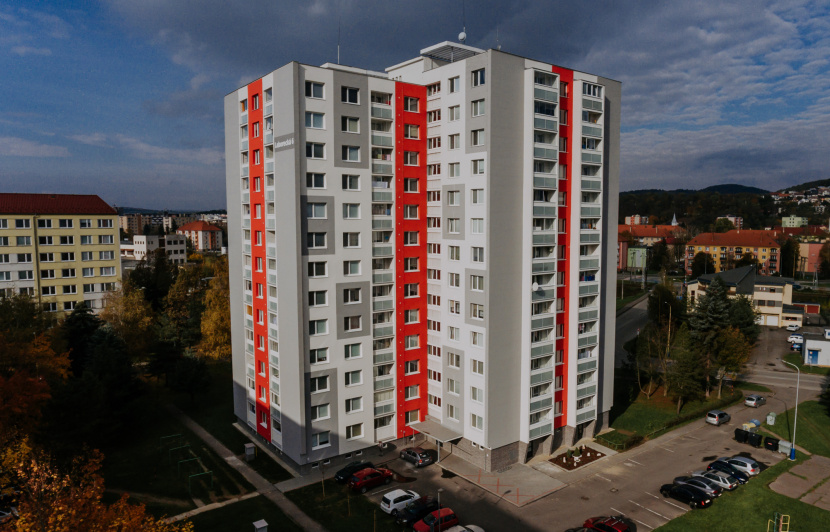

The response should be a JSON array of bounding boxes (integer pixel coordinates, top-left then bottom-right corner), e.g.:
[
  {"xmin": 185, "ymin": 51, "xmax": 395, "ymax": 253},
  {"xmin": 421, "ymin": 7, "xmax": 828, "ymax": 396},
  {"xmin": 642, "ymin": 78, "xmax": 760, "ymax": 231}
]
[
  {"xmin": 423, "ymin": 514, "xmax": 437, "ymax": 525},
  {"xmin": 726, "ymin": 475, "xmax": 737, "ymax": 483},
  {"xmin": 418, "ymin": 452, "xmax": 430, "ymax": 458}
]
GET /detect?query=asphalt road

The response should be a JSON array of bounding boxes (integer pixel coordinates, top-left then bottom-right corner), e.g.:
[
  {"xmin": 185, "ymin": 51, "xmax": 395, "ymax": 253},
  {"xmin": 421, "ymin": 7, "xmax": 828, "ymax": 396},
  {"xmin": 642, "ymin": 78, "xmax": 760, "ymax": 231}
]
[{"xmin": 615, "ymin": 295, "xmax": 649, "ymax": 368}]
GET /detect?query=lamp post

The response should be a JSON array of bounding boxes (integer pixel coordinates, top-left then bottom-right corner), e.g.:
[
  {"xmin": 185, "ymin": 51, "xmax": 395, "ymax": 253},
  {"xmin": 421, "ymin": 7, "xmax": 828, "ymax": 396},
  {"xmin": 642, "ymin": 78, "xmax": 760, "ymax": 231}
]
[
  {"xmin": 781, "ymin": 359, "xmax": 800, "ymax": 461},
  {"xmin": 437, "ymin": 487, "xmax": 444, "ymax": 509}
]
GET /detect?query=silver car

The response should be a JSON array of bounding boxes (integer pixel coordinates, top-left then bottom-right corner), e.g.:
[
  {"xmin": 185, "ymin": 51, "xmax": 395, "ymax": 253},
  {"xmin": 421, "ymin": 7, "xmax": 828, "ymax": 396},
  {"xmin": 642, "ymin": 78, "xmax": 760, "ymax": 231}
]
[
  {"xmin": 706, "ymin": 410, "xmax": 730, "ymax": 426},
  {"xmin": 744, "ymin": 394, "xmax": 766, "ymax": 408},
  {"xmin": 673, "ymin": 476, "xmax": 722, "ymax": 497},
  {"xmin": 692, "ymin": 470, "xmax": 739, "ymax": 491},
  {"xmin": 719, "ymin": 456, "xmax": 761, "ymax": 476}
]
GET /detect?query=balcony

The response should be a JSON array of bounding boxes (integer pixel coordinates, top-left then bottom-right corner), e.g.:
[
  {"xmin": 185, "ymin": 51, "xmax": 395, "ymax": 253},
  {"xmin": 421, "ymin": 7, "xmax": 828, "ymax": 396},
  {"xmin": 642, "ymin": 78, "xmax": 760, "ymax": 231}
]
[
  {"xmin": 582, "ymin": 152, "xmax": 602, "ymax": 164},
  {"xmin": 534, "ymin": 87, "xmax": 558, "ymax": 102},
  {"xmin": 265, "ymin": 131, "xmax": 273, "ymax": 144},
  {"xmin": 580, "ymin": 233, "xmax": 600, "ymax": 244},
  {"xmin": 532, "ymin": 233, "xmax": 556, "ymax": 245},
  {"xmin": 372, "ymin": 298, "xmax": 394, "ymax": 311},
  {"xmin": 371, "ymin": 106, "xmax": 393, "ymax": 120},
  {"xmin": 581, "ymin": 179, "xmax": 601, "ymax": 191},
  {"xmin": 372, "ymin": 272, "xmax": 393, "ymax": 284},
  {"xmin": 373, "ymin": 350, "xmax": 394, "ymax": 365},
  {"xmin": 372, "ymin": 161, "xmax": 393, "ymax": 174},
  {"xmin": 372, "ymin": 245, "xmax": 393, "ymax": 257},
  {"xmin": 529, "ymin": 396, "xmax": 553, "ymax": 412},
  {"xmin": 582, "ymin": 98, "xmax": 603, "ymax": 111},
  {"xmin": 531, "ymin": 342, "xmax": 554, "ymax": 358},
  {"xmin": 373, "ymin": 325, "xmax": 394, "ymax": 338},
  {"xmin": 582, "ymin": 125, "xmax": 602, "ymax": 138},
  {"xmin": 581, "ymin": 206, "xmax": 601, "ymax": 217},
  {"xmin": 578, "ymin": 309, "xmax": 598, "ymax": 322},
  {"xmin": 241, "ymin": 139, "xmax": 248, "ymax": 151},
  {"xmin": 530, "ymin": 369, "xmax": 554, "ymax": 386},
  {"xmin": 576, "ymin": 408, "xmax": 596, "ymax": 424},
  {"xmin": 580, "ymin": 258, "xmax": 599, "ymax": 270},
  {"xmin": 534, "ymin": 146, "xmax": 557, "ymax": 160},
  {"xmin": 268, "ymin": 300, "xmax": 277, "ymax": 312},
  {"xmin": 264, "ymin": 103, "xmax": 273, "ymax": 116},
  {"xmin": 532, "ymin": 261, "xmax": 556, "ymax": 273},
  {"xmin": 240, "ymin": 113, "xmax": 247, "ymax": 125},
  {"xmin": 534, "ymin": 175, "xmax": 557, "ymax": 189},
  {"xmin": 577, "ymin": 334, "xmax": 598, "ymax": 347},
  {"xmin": 531, "ymin": 316, "xmax": 555, "ymax": 330},
  {"xmin": 372, "ymin": 190, "xmax": 393, "ymax": 202},
  {"xmin": 265, "ymin": 161, "xmax": 274, "ymax": 173},
  {"xmin": 533, "ymin": 205, "xmax": 558, "ymax": 217},
  {"xmin": 372, "ymin": 219, "xmax": 393, "ymax": 229},
  {"xmin": 533, "ymin": 117, "xmax": 557, "ymax": 131},
  {"xmin": 371, "ymin": 134, "xmax": 393, "ymax": 147},
  {"xmin": 529, "ymin": 422, "xmax": 552, "ymax": 440},
  {"xmin": 577, "ymin": 358, "xmax": 598, "ymax": 373},
  {"xmin": 531, "ymin": 288, "xmax": 557, "ymax": 301},
  {"xmin": 266, "ymin": 219, "xmax": 275, "ymax": 230},
  {"xmin": 374, "ymin": 376, "xmax": 394, "ymax": 391},
  {"xmin": 576, "ymin": 384, "xmax": 597, "ymax": 399}
]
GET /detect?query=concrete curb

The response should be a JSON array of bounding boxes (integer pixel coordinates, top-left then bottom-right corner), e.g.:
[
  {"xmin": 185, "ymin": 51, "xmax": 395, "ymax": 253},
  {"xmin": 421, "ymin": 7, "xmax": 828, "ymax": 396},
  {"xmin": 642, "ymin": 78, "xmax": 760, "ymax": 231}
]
[{"xmin": 616, "ymin": 290, "xmax": 651, "ymax": 317}]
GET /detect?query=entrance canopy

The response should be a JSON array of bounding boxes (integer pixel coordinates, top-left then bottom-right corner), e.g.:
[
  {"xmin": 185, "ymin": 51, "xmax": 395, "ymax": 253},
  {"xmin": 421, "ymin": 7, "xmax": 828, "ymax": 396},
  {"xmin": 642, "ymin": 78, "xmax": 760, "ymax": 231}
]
[{"xmin": 411, "ymin": 416, "xmax": 462, "ymax": 443}]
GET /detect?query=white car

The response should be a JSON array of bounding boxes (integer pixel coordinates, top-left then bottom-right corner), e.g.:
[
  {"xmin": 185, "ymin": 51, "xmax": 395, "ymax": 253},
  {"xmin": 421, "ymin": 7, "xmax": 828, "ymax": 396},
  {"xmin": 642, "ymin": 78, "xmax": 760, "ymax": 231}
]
[
  {"xmin": 719, "ymin": 456, "xmax": 761, "ymax": 476},
  {"xmin": 692, "ymin": 470, "xmax": 739, "ymax": 491},
  {"xmin": 447, "ymin": 527, "xmax": 485, "ymax": 532},
  {"xmin": 786, "ymin": 324, "xmax": 801, "ymax": 332},
  {"xmin": 380, "ymin": 489, "xmax": 420, "ymax": 515},
  {"xmin": 788, "ymin": 334, "xmax": 803, "ymax": 344}
]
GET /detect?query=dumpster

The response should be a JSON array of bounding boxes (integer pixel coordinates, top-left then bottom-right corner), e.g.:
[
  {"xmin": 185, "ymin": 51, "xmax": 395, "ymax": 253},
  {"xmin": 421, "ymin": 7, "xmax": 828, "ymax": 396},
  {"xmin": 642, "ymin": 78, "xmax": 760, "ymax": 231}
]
[
  {"xmin": 766, "ymin": 412, "xmax": 777, "ymax": 426},
  {"xmin": 764, "ymin": 436, "xmax": 779, "ymax": 451},
  {"xmin": 778, "ymin": 440, "xmax": 792, "ymax": 455},
  {"xmin": 748, "ymin": 432, "xmax": 764, "ymax": 448},
  {"xmin": 742, "ymin": 422, "xmax": 756, "ymax": 431},
  {"xmin": 734, "ymin": 428, "xmax": 748, "ymax": 444},
  {"xmin": 244, "ymin": 443, "xmax": 256, "ymax": 462},
  {"xmin": 750, "ymin": 418, "xmax": 761, "ymax": 427}
]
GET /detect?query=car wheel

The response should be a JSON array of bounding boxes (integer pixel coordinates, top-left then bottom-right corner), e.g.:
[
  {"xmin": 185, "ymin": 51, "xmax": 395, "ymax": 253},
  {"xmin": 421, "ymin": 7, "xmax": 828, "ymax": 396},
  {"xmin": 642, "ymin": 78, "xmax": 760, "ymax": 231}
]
[
  {"xmin": 384, "ymin": 477, "xmax": 392, "ymax": 484},
  {"xmin": 391, "ymin": 510, "xmax": 398, "ymax": 517},
  {"xmin": 360, "ymin": 487, "xmax": 367, "ymax": 494},
  {"xmin": 690, "ymin": 501, "xmax": 698, "ymax": 509},
  {"xmin": 661, "ymin": 490, "xmax": 669, "ymax": 498},
  {"xmin": 400, "ymin": 452, "xmax": 405, "ymax": 459}
]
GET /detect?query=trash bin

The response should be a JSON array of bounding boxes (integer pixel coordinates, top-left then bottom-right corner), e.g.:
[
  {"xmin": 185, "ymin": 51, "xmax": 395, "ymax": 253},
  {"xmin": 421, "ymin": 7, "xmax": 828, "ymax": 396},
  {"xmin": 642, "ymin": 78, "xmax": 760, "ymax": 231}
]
[
  {"xmin": 244, "ymin": 443, "xmax": 256, "ymax": 462},
  {"xmin": 750, "ymin": 418, "xmax": 761, "ymax": 427},
  {"xmin": 764, "ymin": 436, "xmax": 779, "ymax": 451},
  {"xmin": 748, "ymin": 433, "xmax": 764, "ymax": 448},
  {"xmin": 778, "ymin": 440, "xmax": 792, "ymax": 455},
  {"xmin": 734, "ymin": 428, "xmax": 748, "ymax": 444},
  {"xmin": 742, "ymin": 422, "xmax": 756, "ymax": 431},
  {"xmin": 766, "ymin": 412, "xmax": 777, "ymax": 426}
]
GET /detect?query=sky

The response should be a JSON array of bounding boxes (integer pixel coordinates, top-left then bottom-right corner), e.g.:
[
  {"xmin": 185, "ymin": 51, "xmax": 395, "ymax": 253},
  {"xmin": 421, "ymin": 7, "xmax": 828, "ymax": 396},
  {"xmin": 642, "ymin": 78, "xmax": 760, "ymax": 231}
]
[{"xmin": 1, "ymin": 0, "xmax": 829, "ymax": 210}]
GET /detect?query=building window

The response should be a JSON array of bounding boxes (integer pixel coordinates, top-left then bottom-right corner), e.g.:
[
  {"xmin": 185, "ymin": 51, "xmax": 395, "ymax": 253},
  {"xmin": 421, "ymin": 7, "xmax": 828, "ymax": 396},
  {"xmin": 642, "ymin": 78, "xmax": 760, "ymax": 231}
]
[
  {"xmin": 471, "ymin": 129, "xmax": 485, "ymax": 146},
  {"xmin": 405, "ymin": 385, "xmax": 419, "ymax": 400},
  {"xmin": 36, "ymin": 219, "xmax": 51, "ymax": 228},
  {"xmin": 38, "ymin": 236, "xmax": 52, "ymax": 245},
  {"xmin": 341, "ymin": 116, "xmax": 359, "ymax": 133},
  {"xmin": 342, "ymin": 174, "xmax": 360, "ymax": 190},
  {"xmin": 426, "ymin": 109, "xmax": 441, "ymax": 123},
  {"xmin": 308, "ymin": 261, "xmax": 327, "ymax": 277},
  {"xmin": 471, "ymin": 386, "xmax": 484, "ymax": 403},
  {"xmin": 342, "ymin": 145, "xmax": 360, "ymax": 162},
  {"xmin": 405, "ymin": 334, "xmax": 419, "ymax": 349},
  {"xmin": 471, "ymin": 189, "xmax": 484, "ymax": 204},
  {"xmin": 311, "ymin": 404, "xmax": 330, "ymax": 421},
  {"xmin": 404, "ymin": 231, "xmax": 418, "ymax": 245},
  {"xmin": 404, "ymin": 309, "xmax": 419, "ymax": 325},
  {"xmin": 472, "ymin": 247, "xmax": 484, "ymax": 262},
  {"xmin": 448, "ymin": 134, "xmax": 460, "ymax": 150},
  {"xmin": 345, "ymin": 397, "xmax": 363, "ymax": 413},
  {"xmin": 341, "ymin": 86, "xmax": 359, "ymax": 104},
  {"xmin": 305, "ymin": 81, "xmax": 324, "ymax": 99},
  {"xmin": 472, "ymin": 159, "xmax": 485, "ymax": 175},
  {"xmin": 405, "ymin": 359, "xmax": 419, "ymax": 374},
  {"xmin": 343, "ymin": 260, "xmax": 360, "ymax": 276},
  {"xmin": 427, "ymin": 136, "xmax": 441, "ymax": 150},
  {"xmin": 471, "ymin": 218, "xmax": 484, "ymax": 234},
  {"xmin": 470, "ymin": 303, "xmax": 484, "ymax": 320},
  {"xmin": 344, "ymin": 315, "xmax": 361, "ymax": 332},
  {"xmin": 306, "ymin": 142, "xmax": 325, "ymax": 159},
  {"xmin": 405, "ymin": 410, "xmax": 419, "ymax": 425},
  {"xmin": 343, "ymin": 232, "xmax": 360, "ymax": 248},
  {"xmin": 307, "ymin": 232, "xmax": 326, "ymax": 249},
  {"xmin": 15, "ymin": 219, "xmax": 30, "ymax": 229},
  {"xmin": 82, "ymin": 267, "xmax": 94, "ymax": 277},
  {"xmin": 100, "ymin": 266, "xmax": 115, "ymax": 276},
  {"xmin": 471, "ymin": 359, "xmax": 484, "ymax": 374},
  {"xmin": 61, "ymin": 268, "xmax": 76, "ymax": 278},
  {"xmin": 310, "ymin": 348, "xmax": 329, "ymax": 364},
  {"xmin": 427, "ymin": 164, "xmax": 441, "ymax": 177},
  {"xmin": 40, "ymin": 253, "xmax": 54, "ymax": 262},
  {"xmin": 343, "ymin": 203, "xmax": 360, "ymax": 219},
  {"xmin": 535, "ymin": 100, "xmax": 557, "ymax": 117},
  {"xmin": 447, "ymin": 218, "xmax": 460, "ymax": 234},
  {"xmin": 309, "ymin": 319, "xmax": 328, "ymax": 336},
  {"xmin": 19, "ymin": 270, "xmax": 34, "ymax": 280},
  {"xmin": 583, "ymin": 82, "xmax": 602, "ymax": 98},
  {"xmin": 449, "ymin": 76, "xmax": 460, "ymax": 93},
  {"xmin": 471, "ymin": 413, "xmax": 484, "ymax": 430},
  {"xmin": 471, "ymin": 68, "xmax": 485, "ymax": 87},
  {"xmin": 448, "ymin": 105, "xmax": 460, "ymax": 121},
  {"xmin": 448, "ymin": 300, "xmax": 460, "ymax": 314},
  {"xmin": 311, "ymin": 431, "xmax": 330, "ymax": 449},
  {"xmin": 404, "ymin": 96, "xmax": 419, "ymax": 112},
  {"xmin": 448, "ymin": 352, "xmax": 461, "ymax": 368},
  {"xmin": 472, "ymin": 99, "xmax": 485, "ymax": 117},
  {"xmin": 403, "ymin": 205, "xmax": 419, "ymax": 219},
  {"xmin": 305, "ymin": 111, "xmax": 324, "ymax": 129},
  {"xmin": 98, "ymin": 219, "xmax": 113, "ymax": 228},
  {"xmin": 404, "ymin": 151, "xmax": 419, "ymax": 166},
  {"xmin": 346, "ymin": 423, "xmax": 363, "ymax": 440},
  {"xmin": 310, "ymin": 375, "xmax": 329, "ymax": 393},
  {"xmin": 305, "ymin": 172, "xmax": 326, "ymax": 189},
  {"xmin": 345, "ymin": 343, "xmax": 362, "ymax": 359},
  {"xmin": 448, "ymin": 162, "xmax": 460, "ymax": 177},
  {"xmin": 345, "ymin": 370, "xmax": 362, "ymax": 386},
  {"xmin": 447, "ymin": 272, "xmax": 459, "ymax": 287},
  {"xmin": 470, "ymin": 274, "xmax": 484, "ymax": 291},
  {"xmin": 448, "ymin": 246, "xmax": 460, "ymax": 261},
  {"xmin": 404, "ymin": 283, "xmax": 419, "ymax": 298},
  {"xmin": 404, "ymin": 178, "xmax": 418, "ymax": 192},
  {"xmin": 404, "ymin": 257, "xmax": 419, "ymax": 271},
  {"xmin": 448, "ymin": 326, "xmax": 459, "ymax": 341}
]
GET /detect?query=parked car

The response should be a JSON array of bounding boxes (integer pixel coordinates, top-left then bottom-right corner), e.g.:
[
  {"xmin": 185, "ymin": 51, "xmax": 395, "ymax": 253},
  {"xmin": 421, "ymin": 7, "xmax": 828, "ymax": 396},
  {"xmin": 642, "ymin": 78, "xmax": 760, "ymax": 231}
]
[
  {"xmin": 446, "ymin": 526, "xmax": 485, "ymax": 532},
  {"xmin": 788, "ymin": 333, "xmax": 803, "ymax": 343},
  {"xmin": 400, "ymin": 446, "xmax": 434, "ymax": 467},
  {"xmin": 396, "ymin": 496, "xmax": 440, "ymax": 526},
  {"xmin": 744, "ymin": 394, "xmax": 767, "ymax": 408},
  {"xmin": 706, "ymin": 410, "xmax": 731, "ymax": 426},
  {"xmin": 380, "ymin": 489, "xmax": 420, "ymax": 515},
  {"xmin": 582, "ymin": 515, "xmax": 633, "ymax": 531},
  {"xmin": 334, "ymin": 460, "xmax": 374, "ymax": 483},
  {"xmin": 786, "ymin": 324, "xmax": 801, "ymax": 332},
  {"xmin": 673, "ymin": 476, "xmax": 722, "ymax": 497},
  {"xmin": 413, "ymin": 508, "xmax": 460, "ymax": 532},
  {"xmin": 659, "ymin": 483, "xmax": 713, "ymax": 509},
  {"xmin": 707, "ymin": 460, "xmax": 749, "ymax": 483},
  {"xmin": 719, "ymin": 456, "xmax": 761, "ymax": 476},
  {"xmin": 347, "ymin": 467, "xmax": 394, "ymax": 493},
  {"xmin": 790, "ymin": 343, "xmax": 802, "ymax": 351},
  {"xmin": 692, "ymin": 470, "xmax": 739, "ymax": 491}
]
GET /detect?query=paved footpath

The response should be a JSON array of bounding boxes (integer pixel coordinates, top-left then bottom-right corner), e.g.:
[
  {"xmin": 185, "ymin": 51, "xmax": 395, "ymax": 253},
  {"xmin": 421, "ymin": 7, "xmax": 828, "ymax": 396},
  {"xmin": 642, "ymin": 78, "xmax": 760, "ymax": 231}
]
[{"xmin": 166, "ymin": 405, "xmax": 326, "ymax": 532}]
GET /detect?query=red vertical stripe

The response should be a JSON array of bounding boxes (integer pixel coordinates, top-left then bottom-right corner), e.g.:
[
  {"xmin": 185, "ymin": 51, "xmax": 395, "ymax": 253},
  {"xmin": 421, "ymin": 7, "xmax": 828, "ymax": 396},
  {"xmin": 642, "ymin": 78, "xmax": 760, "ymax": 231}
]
[
  {"xmin": 394, "ymin": 82, "xmax": 428, "ymax": 438},
  {"xmin": 248, "ymin": 79, "xmax": 271, "ymax": 441},
  {"xmin": 550, "ymin": 66, "xmax": 573, "ymax": 430}
]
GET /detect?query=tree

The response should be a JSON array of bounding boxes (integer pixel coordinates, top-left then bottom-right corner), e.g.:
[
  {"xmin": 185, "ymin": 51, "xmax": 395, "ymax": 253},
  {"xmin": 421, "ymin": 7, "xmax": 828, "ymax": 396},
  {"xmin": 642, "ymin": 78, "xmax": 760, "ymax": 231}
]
[
  {"xmin": 780, "ymin": 237, "xmax": 801, "ymax": 278},
  {"xmin": 0, "ymin": 294, "xmax": 52, "ymax": 342},
  {"xmin": 648, "ymin": 241, "xmax": 671, "ymax": 272},
  {"xmin": 736, "ymin": 251, "xmax": 759, "ymax": 269},
  {"xmin": 728, "ymin": 295, "xmax": 760, "ymax": 344},
  {"xmin": 690, "ymin": 252, "xmax": 715, "ymax": 278},
  {"xmin": 688, "ymin": 276, "xmax": 731, "ymax": 396},
  {"xmin": 667, "ymin": 325, "xmax": 705, "ymax": 414},
  {"xmin": 170, "ymin": 355, "xmax": 210, "ymax": 404},
  {"xmin": 100, "ymin": 282, "xmax": 155, "ymax": 359},
  {"xmin": 59, "ymin": 302, "xmax": 102, "ymax": 376},
  {"xmin": 163, "ymin": 265, "xmax": 206, "ymax": 349},
  {"xmin": 629, "ymin": 324, "xmax": 662, "ymax": 398},
  {"xmin": 9, "ymin": 443, "xmax": 192, "ymax": 532},
  {"xmin": 713, "ymin": 218, "xmax": 735, "ymax": 233},
  {"xmin": 129, "ymin": 248, "xmax": 176, "ymax": 311},
  {"xmin": 713, "ymin": 327, "xmax": 753, "ymax": 399},
  {"xmin": 200, "ymin": 257, "xmax": 231, "ymax": 361},
  {"xmin": 0, "ymin": 373, "xmax": 51, "ymax": 448}
]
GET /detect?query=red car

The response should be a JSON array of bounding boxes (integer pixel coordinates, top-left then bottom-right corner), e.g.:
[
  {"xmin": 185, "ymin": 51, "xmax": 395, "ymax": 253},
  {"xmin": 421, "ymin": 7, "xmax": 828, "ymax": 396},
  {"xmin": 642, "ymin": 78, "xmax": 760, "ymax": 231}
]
[
  {"xmin": 582, "ymin": 516, "xmax": 632, "ymax": 532},
  {"xmin": 413, "ymin": 508, "xmax": 459, "ymax": 532},
  {"xmin": 347, "ymin": 467, "xmax": 394, "ymax": 493}
]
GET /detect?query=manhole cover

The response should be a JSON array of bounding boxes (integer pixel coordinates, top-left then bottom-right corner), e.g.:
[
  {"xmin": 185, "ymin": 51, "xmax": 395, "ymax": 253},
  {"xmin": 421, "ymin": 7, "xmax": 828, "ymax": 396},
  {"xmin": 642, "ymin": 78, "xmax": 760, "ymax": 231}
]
[{"xmin": 610, "ymin": 488, "xmax": 618, "ymax": 493}]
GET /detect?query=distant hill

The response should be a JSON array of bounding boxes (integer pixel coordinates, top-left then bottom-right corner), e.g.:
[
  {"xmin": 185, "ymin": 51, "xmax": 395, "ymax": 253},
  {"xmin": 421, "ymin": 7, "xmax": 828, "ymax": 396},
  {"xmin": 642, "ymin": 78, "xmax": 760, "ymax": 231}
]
[
  {"xmin": 778, "ymin": 178, "xmax": 830, "ymax": 193},
  {"xmin": 623, "ymin": 184, "xmax": 767, "ymax": 196}
]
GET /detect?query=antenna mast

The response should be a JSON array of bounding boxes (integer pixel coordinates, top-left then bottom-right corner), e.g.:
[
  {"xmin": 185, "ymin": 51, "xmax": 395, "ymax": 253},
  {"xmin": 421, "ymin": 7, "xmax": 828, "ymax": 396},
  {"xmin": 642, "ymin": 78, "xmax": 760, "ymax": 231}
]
[
  {"xmin": 458, "ymin": 0, "xmax": 467, "ymax": 44},
  {"xmin": 337, "ymin": 16, "xmax": 341, "ymax": 64}
]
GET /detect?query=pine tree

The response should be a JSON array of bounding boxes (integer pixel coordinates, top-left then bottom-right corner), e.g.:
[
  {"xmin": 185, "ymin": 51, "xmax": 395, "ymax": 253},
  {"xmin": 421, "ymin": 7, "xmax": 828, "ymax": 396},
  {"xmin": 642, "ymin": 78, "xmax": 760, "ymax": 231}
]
[
  {"xmin": 667, "ymin": 324, "xmax": 705, "ymax": 414},
  {"xmin": 688, "ymin": 276, "xmax": 731, "ymax": 396}
]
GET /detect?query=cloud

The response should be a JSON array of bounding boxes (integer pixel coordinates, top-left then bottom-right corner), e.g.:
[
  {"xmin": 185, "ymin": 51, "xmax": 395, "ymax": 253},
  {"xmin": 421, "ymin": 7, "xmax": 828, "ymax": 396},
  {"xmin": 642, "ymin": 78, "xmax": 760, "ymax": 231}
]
[
  {"xmin": 142, "ymin": 88, "xmax": 223, "ymax": 121},
  {"xmin": 19, "ymin": 8, "xmax": 71, "ymax": 39},
  {"xmin": 0, "ymin": 137, "xmax": 69, "ymax": 157},
  {"xmin": 12, "ymin": 45, "xmax": 52, "ymax": 56},
  {"xmin": 68, "ymin": 133, "xmax": 109, "ymax": 146},
  {"xmin": 114, "ymin": 134, "xmax": 223, "ymax": 165}
]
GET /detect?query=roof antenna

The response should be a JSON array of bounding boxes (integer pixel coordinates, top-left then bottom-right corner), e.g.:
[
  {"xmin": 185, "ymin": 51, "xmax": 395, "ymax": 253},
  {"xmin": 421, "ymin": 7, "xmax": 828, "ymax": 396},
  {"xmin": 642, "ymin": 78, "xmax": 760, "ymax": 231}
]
[
  {"xmin": 458, "ymin": 0, "xmax": 466, "ymax": 43},
  {"xmin": 337, "ymin": 16, "xmax": 341, "ymax": 64},
  {"xmin": 496, "ymin": 26, "xmax": 501, "ymax": 50}
]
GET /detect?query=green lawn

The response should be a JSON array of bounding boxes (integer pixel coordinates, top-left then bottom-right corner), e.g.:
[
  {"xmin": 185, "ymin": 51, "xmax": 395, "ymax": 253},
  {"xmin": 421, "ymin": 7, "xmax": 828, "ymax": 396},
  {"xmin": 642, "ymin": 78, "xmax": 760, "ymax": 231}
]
[
  {"xmin": 101, "ymin": 395, "xmax": 255, "ymax": 518},
  {"xmin": 783, "ymin": 352, "xmax": 830, "ymax": 376},
  {"xmin": 616, "ymin": 280, "xmax": 648, "ymax": 310},
  {"xmin": 186, "ymin": 495, "xmax": 303, "ymax": 532},
  {"xmin": 285, "ymin": 481, "xmax": 400, "ymax": 532},
  {"xmin": 763, "ymin": 400, "xmax": 830, "ymax": 458},
  {"xmin": 656, "ymin": 454, "xmax": 829, "ymax": 531},
  {"xmin": 160, "ymin": 361, "xmax": 293, "ymax": 483},
  {"xmin": 734, "ymin": 381, "xmax": 772, "ymax": 393}
]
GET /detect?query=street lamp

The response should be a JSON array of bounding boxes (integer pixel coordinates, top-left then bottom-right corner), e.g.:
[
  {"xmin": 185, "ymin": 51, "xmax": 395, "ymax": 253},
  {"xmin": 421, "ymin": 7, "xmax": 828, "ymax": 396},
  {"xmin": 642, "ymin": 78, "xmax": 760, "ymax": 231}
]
[
  {"xmin": 781, "ymin": 359, "xmax": 800, "ymax": 461},
  {"xmin": 437, "ymin": 487, "xmax": 444, "ymax": 509}
]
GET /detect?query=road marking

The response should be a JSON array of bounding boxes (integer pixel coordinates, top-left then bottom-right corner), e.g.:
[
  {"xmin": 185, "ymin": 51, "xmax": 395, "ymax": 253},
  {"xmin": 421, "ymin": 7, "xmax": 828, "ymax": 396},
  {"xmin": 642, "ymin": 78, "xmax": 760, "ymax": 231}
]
[
  {"xmin": 660, "ymin": 498, "xmax": 687, "ymax": 511},
  {"xmin": 644, "ymin": 491, "xmax": 659, "ymax": 499},
  {"xmin": 661, "ymin": 447, "xmax": 675, "ymax": 452},
  {"xmin": 627, "ymin": 458, "xmax": 644, "ymax": 466},
  {"xmin": 683, "ymin": 435, "xmax": 700, "ymax": 440},
  {"xmin": 610, "ymin": 508, "xmax": 655, "ymax": 530},
  {"xmin": 628, "ymin": 499, "xmax": 671, "ymax": 520},
  {"xmin": 596, "ymin": 474, "xmax": 612, "ymax": 482}
]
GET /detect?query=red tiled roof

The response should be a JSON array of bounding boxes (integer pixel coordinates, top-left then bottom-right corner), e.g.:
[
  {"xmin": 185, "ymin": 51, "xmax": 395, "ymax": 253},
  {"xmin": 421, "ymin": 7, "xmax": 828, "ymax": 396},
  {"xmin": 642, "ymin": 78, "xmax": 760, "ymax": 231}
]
[
  {"xmin": 177, "ymin": 220, "xmax": 222, "ymax": 232},
  {"xmin": 618, "ymin": 225, "xmax": 684, "ymax": 239},
  {"xmin": 687, "ymin": 230, "xmax": 780, "ymax": 248},
  {"xmin": 0, "ymin": 193, "xmax": 116, "ymax": 215}
]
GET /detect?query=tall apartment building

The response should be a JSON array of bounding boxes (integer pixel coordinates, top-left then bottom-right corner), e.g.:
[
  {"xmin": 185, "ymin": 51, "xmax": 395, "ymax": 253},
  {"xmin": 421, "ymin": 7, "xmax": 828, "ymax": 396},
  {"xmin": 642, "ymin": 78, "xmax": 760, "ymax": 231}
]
[
  {"xmin": 0, "ymin": 193, "xmax": 121, "ymax": 312},
  {"xmin": 225, "ymin": 42, "xmax": 619, "ymax": 473}
]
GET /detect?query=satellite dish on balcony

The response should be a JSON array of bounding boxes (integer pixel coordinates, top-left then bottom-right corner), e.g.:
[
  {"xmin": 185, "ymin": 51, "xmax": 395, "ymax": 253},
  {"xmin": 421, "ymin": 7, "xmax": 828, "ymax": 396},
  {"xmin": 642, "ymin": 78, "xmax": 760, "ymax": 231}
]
[{"xmin": 532, "ymin": 282, "xmax": 540, "ymax": 291}]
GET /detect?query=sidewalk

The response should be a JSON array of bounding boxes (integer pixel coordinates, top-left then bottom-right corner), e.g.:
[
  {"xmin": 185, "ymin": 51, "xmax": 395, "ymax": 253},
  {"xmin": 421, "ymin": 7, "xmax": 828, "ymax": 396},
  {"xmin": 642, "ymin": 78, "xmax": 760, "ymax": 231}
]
[{"xmin": 166, "ymin": 405, "xmax": 326, "ymax": 532}]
